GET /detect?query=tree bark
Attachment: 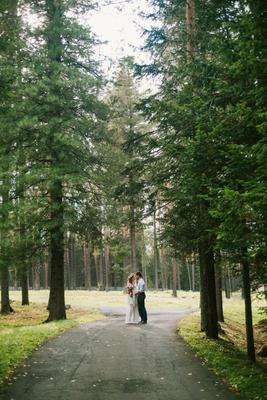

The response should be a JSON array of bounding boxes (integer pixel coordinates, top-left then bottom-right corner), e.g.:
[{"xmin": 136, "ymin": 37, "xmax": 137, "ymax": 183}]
[
  {"xmin": 153, "ymin": 208, "xmax": 159, "ymax": 290},
  {"xmin": 215, "ymin": 255, "xmax": 224, "ymax": 322},
  {"xmin": 45, "ymin": 0, "xmax": 66, "ymax": 321},
  {"xmin": 0, "ymin": 188, "xmax": 13, "ymax": 314},
  {"xmin": 177, "ymin": 259, "xmax": 181, "ymax": 290},
  {"xmin": 160, "ymin": 247, "xmax": 168, "ymax": 290},
  {"xmin": 1, "ymin": 264, "xmax": 13, "ymax": 314},
  {"xmin": 83, "ymin": 241, "xmax": 91, "ymax": 290},
  {"xmin": 172, "ymin": 256, "xmax": 177, "ymax": 297},
  {"xmin": 140, "ymin": 226, "xmax": 147, "ymax": 283},
  {"xmin": 199, "ymin": 242, "xmax": 218, "ymax": 338},
  {"xmin": 104, "ymin": 242, "xmax": 110, "ymax": 290},
  {"xmin": 241, "ymin": 248, "xmax": 255, "ymax": 362},
  {"xmin": 21, "ymin": 268, "xmax": 29, "ymax": 305},
  {"xmin": 130, "ymin": 204, "xmax": 137, "ymax": 272},
  {"xmin": 186, "ymin": 0, "xmax": 195, "ymax": 58},
  {"xmin": 186, "ymin": 258, "xmax": 192, "ymax": 291},
  {"xmin": 224, "ymin": 267, "xmax": 231, "ymax": 298},
  {"xmin": 46, "ymin": 180, "xmax": 66, "ymax": 321},
  {"xmin": 0, "ymin": 0, "xmax": 18, "ymax": 314},
  {"xmin": 32, "ymin": 262, "xmax": 40, "ymax": 290}
]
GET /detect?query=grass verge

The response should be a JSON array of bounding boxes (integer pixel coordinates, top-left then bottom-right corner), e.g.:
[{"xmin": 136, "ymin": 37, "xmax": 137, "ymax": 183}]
[
  {"xmin": 179, "ymin": 313, "xmax": 267, "ymax": 400},
  {"xmin": 0, "ymin": 302, "xmax": 105, "ymax": 384}
]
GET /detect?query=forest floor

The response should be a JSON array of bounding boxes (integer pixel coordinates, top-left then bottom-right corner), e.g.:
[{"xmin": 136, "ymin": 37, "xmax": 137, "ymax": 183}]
[{"xmin": 0, "ymin": 304, "xmax": 239, "ymax": 400}]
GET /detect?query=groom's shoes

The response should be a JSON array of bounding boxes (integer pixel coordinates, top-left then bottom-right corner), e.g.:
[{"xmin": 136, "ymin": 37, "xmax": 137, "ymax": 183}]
[{"xmin": 139, "ymin": 321, "xmax": 147, "ymax": 325}]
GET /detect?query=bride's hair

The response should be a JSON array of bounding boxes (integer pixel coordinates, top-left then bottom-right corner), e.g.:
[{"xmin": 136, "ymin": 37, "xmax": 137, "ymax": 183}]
[{"xmin": 127, "ymin": 273, "xmax": 135, "ymax": 283}]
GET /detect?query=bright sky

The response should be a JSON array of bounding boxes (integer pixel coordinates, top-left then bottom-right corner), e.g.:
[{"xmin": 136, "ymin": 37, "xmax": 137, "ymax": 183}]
[{"xmin": 82, "ymin": 0, "xmax": 154, "ymax": 79}]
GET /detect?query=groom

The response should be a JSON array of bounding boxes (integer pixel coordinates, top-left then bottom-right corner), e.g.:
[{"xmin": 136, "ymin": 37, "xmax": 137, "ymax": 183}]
[{"xmin": 135, "ymin": 271, "xmax": 147, "ymax": 324}]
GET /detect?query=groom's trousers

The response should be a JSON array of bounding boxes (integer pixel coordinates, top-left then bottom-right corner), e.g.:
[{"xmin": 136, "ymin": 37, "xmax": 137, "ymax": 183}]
[{"xmin": 137, "ymin": 292, "xmax": 147, "ymax": 323}]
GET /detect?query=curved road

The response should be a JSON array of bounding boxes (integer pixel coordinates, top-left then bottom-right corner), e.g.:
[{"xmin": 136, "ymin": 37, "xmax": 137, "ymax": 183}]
[{"xmin": 0, "ymin": 307, "xmax": 239, "ymax": 400}]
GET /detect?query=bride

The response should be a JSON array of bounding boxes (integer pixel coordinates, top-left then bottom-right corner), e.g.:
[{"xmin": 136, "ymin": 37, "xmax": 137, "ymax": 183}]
[{"xmin": 125, "ymin": 273, "xmax": 139, "ymax": 324}]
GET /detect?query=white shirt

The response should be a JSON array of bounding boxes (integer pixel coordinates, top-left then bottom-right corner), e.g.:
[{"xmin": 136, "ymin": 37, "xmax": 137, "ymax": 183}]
[{"xmin": 136, "ymin": 278, "xmax": 145, "ymax": 293}]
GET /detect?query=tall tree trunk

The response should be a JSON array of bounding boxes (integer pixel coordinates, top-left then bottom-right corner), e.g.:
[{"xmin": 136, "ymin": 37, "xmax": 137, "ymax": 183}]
[
  {"xmin": 160, "ymin": 247, "xmax": 168, "ymax": 290},
  {"xmin": 153, "ymin": 208, "xmax": 159, "ymax": 290},
  {"xmin": 104, "ymin": 240, "xmax": 110, "ymax": 290},
  {"xmin": 0, "ymin": 189, "xmax": 13, "ymax": 314},
  {"xmin": 0, "ymin": 1, "xmax": 18, "ymax": 314},
  {"xmin": 130, "ymin": 204, "xmax": 137, "ymax": 272},
  {"xmin": 199, "ymin": 242, "xmax": 218, "ymax": 339},
  {"xmin": 32, "ymin": 262, "xmax": 40, "ymax": 290},
  {"xmin": 83, "ymin": 241, "xmax": 91, "ymax": 290},
  {"xmin": 177, "ymin": 259, "xmax": 181, "ymax": 290},
  {"xmin": 186, "ymin": 258, "xmax": 192, "ymax": 291},
  {"xmin": 21, "ymin": 268, "xmax": 29, "ymax": 305},
  {"xmin": 99, "ymin": 247, "xmax": 104, "ymax": 290},
  {"xmin": 186, "ymin": 0, "xmax": 195, "ymax": 58},
  {"xmin": 45, "ymin": 0, "xmax": 66, "ymax": 321},
  {"xmin": 224, "ymin": 267, "xmax": 231, "ymax": 298},
  {"xmin": 172, "ymin": 256, "xmax": 177, "ymax": 297},
  {"xmin": 215, "ymin": 253, "xmax": 224, "ymax": 323},
  {"xmin": 191, "ymin": 253, "xmax": 196, "ymax": 291},
  {"xmin": 241, "ymin": 248, "xmax": 255, "ymax": 362},
  {"xmin": 64, "ymin": 234, "xmax": 71, "ymax": 290},
  {"xmin": 1, "ymin": 264, "xmax": 13, "ymax": 314},
  {"xmin": 140, "ymin": 226, "xmax": 147, "ymax": 283},
  {"xmin": 94, "ymin": 247, "xmax": 100, "ymax": 287},
  {"xmin": 47, "ymin": 180, "xmax": 66, "ymax": 321},
  {"xmin": 70, "ymin": 234, "xmax": 77, "ymax": 289}
]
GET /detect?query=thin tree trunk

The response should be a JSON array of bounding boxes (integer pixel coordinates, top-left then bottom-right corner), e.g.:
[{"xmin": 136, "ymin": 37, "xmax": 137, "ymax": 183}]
[
  {"xmin": 94, "ymin": 248, "xmax": 99, "ymax": 287},
  {"xmin": 104, "ymin": 243, "xmax": 109, "ymax": 290},
  {"xmin": 99, "ymin": 248, "xmax": 104, "ymax": 290},
  {"xmin": 83, "ymin": 241, "xmax": 91, "ymax": 290},
  {"xmin": 153, "ymin": 208, "xmax": 159, "ymax": 290},
  {"xmin": 177, "ymin": 259, "xmax": 181, "ymax": 290},
  {"xmin": 130, "ymin": 204, "xmax": 137, "ymax": 272},
  {"xmin": 172, "ymin": 256, "xmax": 177, "ymax": 297},
  {"xmin": 241, "ymin": 248, "xmax": 255, "ymax": 362},
  {"xmin": 215, "ymin": 255, "xmax": 224, "ymax": 323},
  {"xmin": 141, "ymin": 226, "xmax": 147, "ymax": 283},
  {"xmin": 186, "ymin": 258, "xmax": 192, "ymax": 291},
  {"xmin": 186, "ymin": 0, "xmax": 195, "ymax": 58},
  {"xmin": 160, "ymin": 247, "xmax": 168, "ymax": 290},
  {"xmin": 70, "ymin": 234, "xmax": 77, "ymax": 289},
  {"xmin": 192, "ymin": 253, "xmax": 196, "ymax": 291}
]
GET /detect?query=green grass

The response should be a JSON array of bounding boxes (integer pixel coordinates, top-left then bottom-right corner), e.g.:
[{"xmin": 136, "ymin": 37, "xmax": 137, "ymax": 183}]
[
  {"xmin": 0, "ymin": 302, "xmax": 105, "ymax": 384},
  {"xmin": 179, "ymin": 312, "xmax": 267, "ymax": 400}
]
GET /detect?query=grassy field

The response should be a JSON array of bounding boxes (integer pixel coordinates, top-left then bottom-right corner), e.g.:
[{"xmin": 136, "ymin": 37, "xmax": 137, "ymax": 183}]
[
  {"xmin": 0, "ymin": 301, "xmax": 105, "ymax": 384},
  {"xmin": 179, "ymin": 295, "xmax": 267, "ymax": 400},
  {"xmin": 8, "ymin": 289, "xmax": 200, "ymax": 310}
]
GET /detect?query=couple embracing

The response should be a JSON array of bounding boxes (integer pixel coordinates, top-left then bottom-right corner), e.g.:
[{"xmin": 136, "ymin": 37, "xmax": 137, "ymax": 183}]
[{"xmin": 125, "ymin": 271, "xmax": 147, "ymax": 325}]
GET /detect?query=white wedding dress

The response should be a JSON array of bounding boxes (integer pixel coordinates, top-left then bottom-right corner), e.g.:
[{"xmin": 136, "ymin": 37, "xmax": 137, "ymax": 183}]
[{"xmin": 125, "ymin": 287, "xmax": 139, "ymax": 324}]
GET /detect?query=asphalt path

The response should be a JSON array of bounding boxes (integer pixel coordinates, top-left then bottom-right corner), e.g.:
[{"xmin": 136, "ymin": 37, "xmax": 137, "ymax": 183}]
[{"xmin": 0, "ymin": 306, "xmax": 240, "ymax": 400}]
